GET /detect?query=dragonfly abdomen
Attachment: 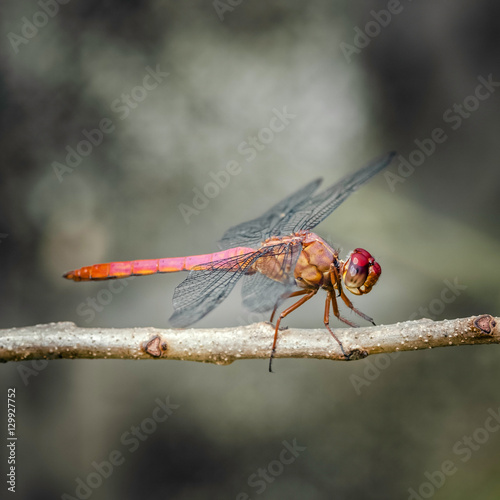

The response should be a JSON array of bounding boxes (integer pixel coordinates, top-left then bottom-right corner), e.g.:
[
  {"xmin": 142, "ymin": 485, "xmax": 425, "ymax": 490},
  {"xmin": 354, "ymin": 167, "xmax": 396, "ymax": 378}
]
[{"xmin": 63, "ymin": 247, "xmax": 256, "ymax": 281}]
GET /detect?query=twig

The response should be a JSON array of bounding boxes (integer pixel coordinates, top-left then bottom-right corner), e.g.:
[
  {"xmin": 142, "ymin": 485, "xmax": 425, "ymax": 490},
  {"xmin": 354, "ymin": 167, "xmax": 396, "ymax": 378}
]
[{"xmin": 0, "ymin": 315, "xmax": 498, "ymax": 365}]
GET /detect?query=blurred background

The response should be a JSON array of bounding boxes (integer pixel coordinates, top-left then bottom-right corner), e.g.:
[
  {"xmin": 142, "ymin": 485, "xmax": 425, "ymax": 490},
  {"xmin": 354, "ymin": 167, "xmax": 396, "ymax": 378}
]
[{"xmin": 1, "ymin": 1, "xmax": 500, "ymax": 498}]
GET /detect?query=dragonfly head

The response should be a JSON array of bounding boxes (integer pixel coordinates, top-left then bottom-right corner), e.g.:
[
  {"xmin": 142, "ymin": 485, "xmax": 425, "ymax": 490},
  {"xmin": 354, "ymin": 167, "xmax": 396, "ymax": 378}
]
[{"xmin": 342, "ymin": 248, "xmax": 381, "ymax": 295}]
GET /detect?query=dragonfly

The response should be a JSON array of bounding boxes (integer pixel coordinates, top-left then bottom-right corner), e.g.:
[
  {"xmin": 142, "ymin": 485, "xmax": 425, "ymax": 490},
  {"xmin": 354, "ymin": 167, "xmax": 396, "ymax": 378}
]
[{"xmin": 64, "ymin": 152, "xmax": 395, "ymax": 371}]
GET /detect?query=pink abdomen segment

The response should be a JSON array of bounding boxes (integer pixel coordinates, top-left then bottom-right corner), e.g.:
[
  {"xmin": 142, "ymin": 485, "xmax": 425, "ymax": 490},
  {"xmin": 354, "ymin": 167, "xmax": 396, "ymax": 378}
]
[{"xmin": 63, "ymin": 247, "xmax": 256, "ymax": 282}]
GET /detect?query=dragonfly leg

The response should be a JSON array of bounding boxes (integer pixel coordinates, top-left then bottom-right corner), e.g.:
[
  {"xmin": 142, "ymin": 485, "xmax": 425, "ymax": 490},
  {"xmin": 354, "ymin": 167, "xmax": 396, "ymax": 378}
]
[
  {"xmin": 324, "ymin": 291, "xmax": 348, "ymax": 358},
  {"xmin": 269, "ymin": 289, "xmax": 317, "ymax": 373},
  {"xmin": 329, "ymin": 266, "xmax": 359, "ymax": 327},
  {"xmin": 339, "ymin": 288, "xmax": 376, "ymax": 325},
  {"xmin": 270, "ymin": 290, "xmax": 310, "ymax": 323}
]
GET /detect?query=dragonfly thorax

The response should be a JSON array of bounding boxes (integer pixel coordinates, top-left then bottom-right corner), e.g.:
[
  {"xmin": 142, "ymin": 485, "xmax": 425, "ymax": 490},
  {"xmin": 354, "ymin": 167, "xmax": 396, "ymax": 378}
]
[{"xmin": 293, "ymin": 233, "xmax": 338, "ymax": 289}]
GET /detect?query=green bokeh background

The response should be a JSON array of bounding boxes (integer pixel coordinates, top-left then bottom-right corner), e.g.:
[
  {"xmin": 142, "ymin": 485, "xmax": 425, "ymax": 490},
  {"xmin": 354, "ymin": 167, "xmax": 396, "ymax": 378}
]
[{"xmin": 1, "ymin": 1, "xmax": 500, "ymax": 499}]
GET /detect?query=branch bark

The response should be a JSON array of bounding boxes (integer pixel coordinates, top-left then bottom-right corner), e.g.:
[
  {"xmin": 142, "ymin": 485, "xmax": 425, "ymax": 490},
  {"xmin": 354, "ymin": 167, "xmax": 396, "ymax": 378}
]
[{"xmin": 0, "ymin": 315, "xmax": 498, "ymax": 364}]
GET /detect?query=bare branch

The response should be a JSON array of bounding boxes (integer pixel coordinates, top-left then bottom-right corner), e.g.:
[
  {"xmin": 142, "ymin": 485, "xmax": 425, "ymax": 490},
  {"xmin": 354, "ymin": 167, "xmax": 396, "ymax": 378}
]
[{"xmin": 0, "ymin": 315, "xmax": 498, "ymax": 364}]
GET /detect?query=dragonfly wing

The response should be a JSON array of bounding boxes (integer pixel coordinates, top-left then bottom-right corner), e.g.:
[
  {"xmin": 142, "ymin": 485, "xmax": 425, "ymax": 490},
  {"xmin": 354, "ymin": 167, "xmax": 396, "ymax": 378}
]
[
  {"xmin": 241, "ymin": 242, "xmax": 302, "ymax": 313},
  {"xmin": 169, "ymin": 243, "xmax": 300, "ymax": 327},
  {"xmin": 218, "ymin": 178, "xmax": 322, "ymax": 250},
  {"xmin": 169, "ymin": 250, "xmax": 257, "ymax": 327},
  {"xmin": 272, "ymin": 152, "xmax": 395, "ymax": 235},
  {"xmin": 170, "ymin": 268, "xmax": 245, "ymax": 327}
]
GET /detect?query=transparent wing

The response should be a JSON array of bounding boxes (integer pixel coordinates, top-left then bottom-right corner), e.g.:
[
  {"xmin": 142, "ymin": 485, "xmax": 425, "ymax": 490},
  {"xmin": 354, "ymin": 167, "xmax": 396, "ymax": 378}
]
[
  {"xmin": 271, "ymin": 152, "xmax": 395, "ymax": 236},
  {"xmin": 218, "ymin": 178, "xmax": 322, "ymax": 250},
  {"xmin": 241, "ymin": 243, "xmax": 302, "ymax": 313},
  {"xmin": 169, "ymin": 243, "xmax": 299, "ymax": 327}
]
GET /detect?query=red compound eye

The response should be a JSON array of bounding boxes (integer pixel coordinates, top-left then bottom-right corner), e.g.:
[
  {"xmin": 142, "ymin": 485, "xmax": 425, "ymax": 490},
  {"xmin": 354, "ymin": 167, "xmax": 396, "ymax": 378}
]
[
  {"xmin": 353, "ymin": 248, "xmax": 373, "ymax": 260},
  {"xmin": 372, "ymin": 261, "xmax": 381, "ymax": 277},
  {"xmin": 344, "ymin": 251, "xmax": 370, "ymax": 289},
  {"xmin": 343, "ymin": 248, "xmax": 381, "ymax": 294}
]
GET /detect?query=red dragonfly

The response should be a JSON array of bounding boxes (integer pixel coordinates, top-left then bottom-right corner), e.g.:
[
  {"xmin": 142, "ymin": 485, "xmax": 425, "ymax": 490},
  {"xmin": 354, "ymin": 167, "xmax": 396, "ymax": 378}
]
[{"xmin": 64, "ymin": 152, "xmax": 395, "ymax": 370}]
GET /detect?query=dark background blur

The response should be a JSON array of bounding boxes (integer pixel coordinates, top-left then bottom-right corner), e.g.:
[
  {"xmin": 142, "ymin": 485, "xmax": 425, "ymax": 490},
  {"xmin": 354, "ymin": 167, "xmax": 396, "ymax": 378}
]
[{"xmin": 1, "ymin": 1, "xmax": 500, "ymax": 499}]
